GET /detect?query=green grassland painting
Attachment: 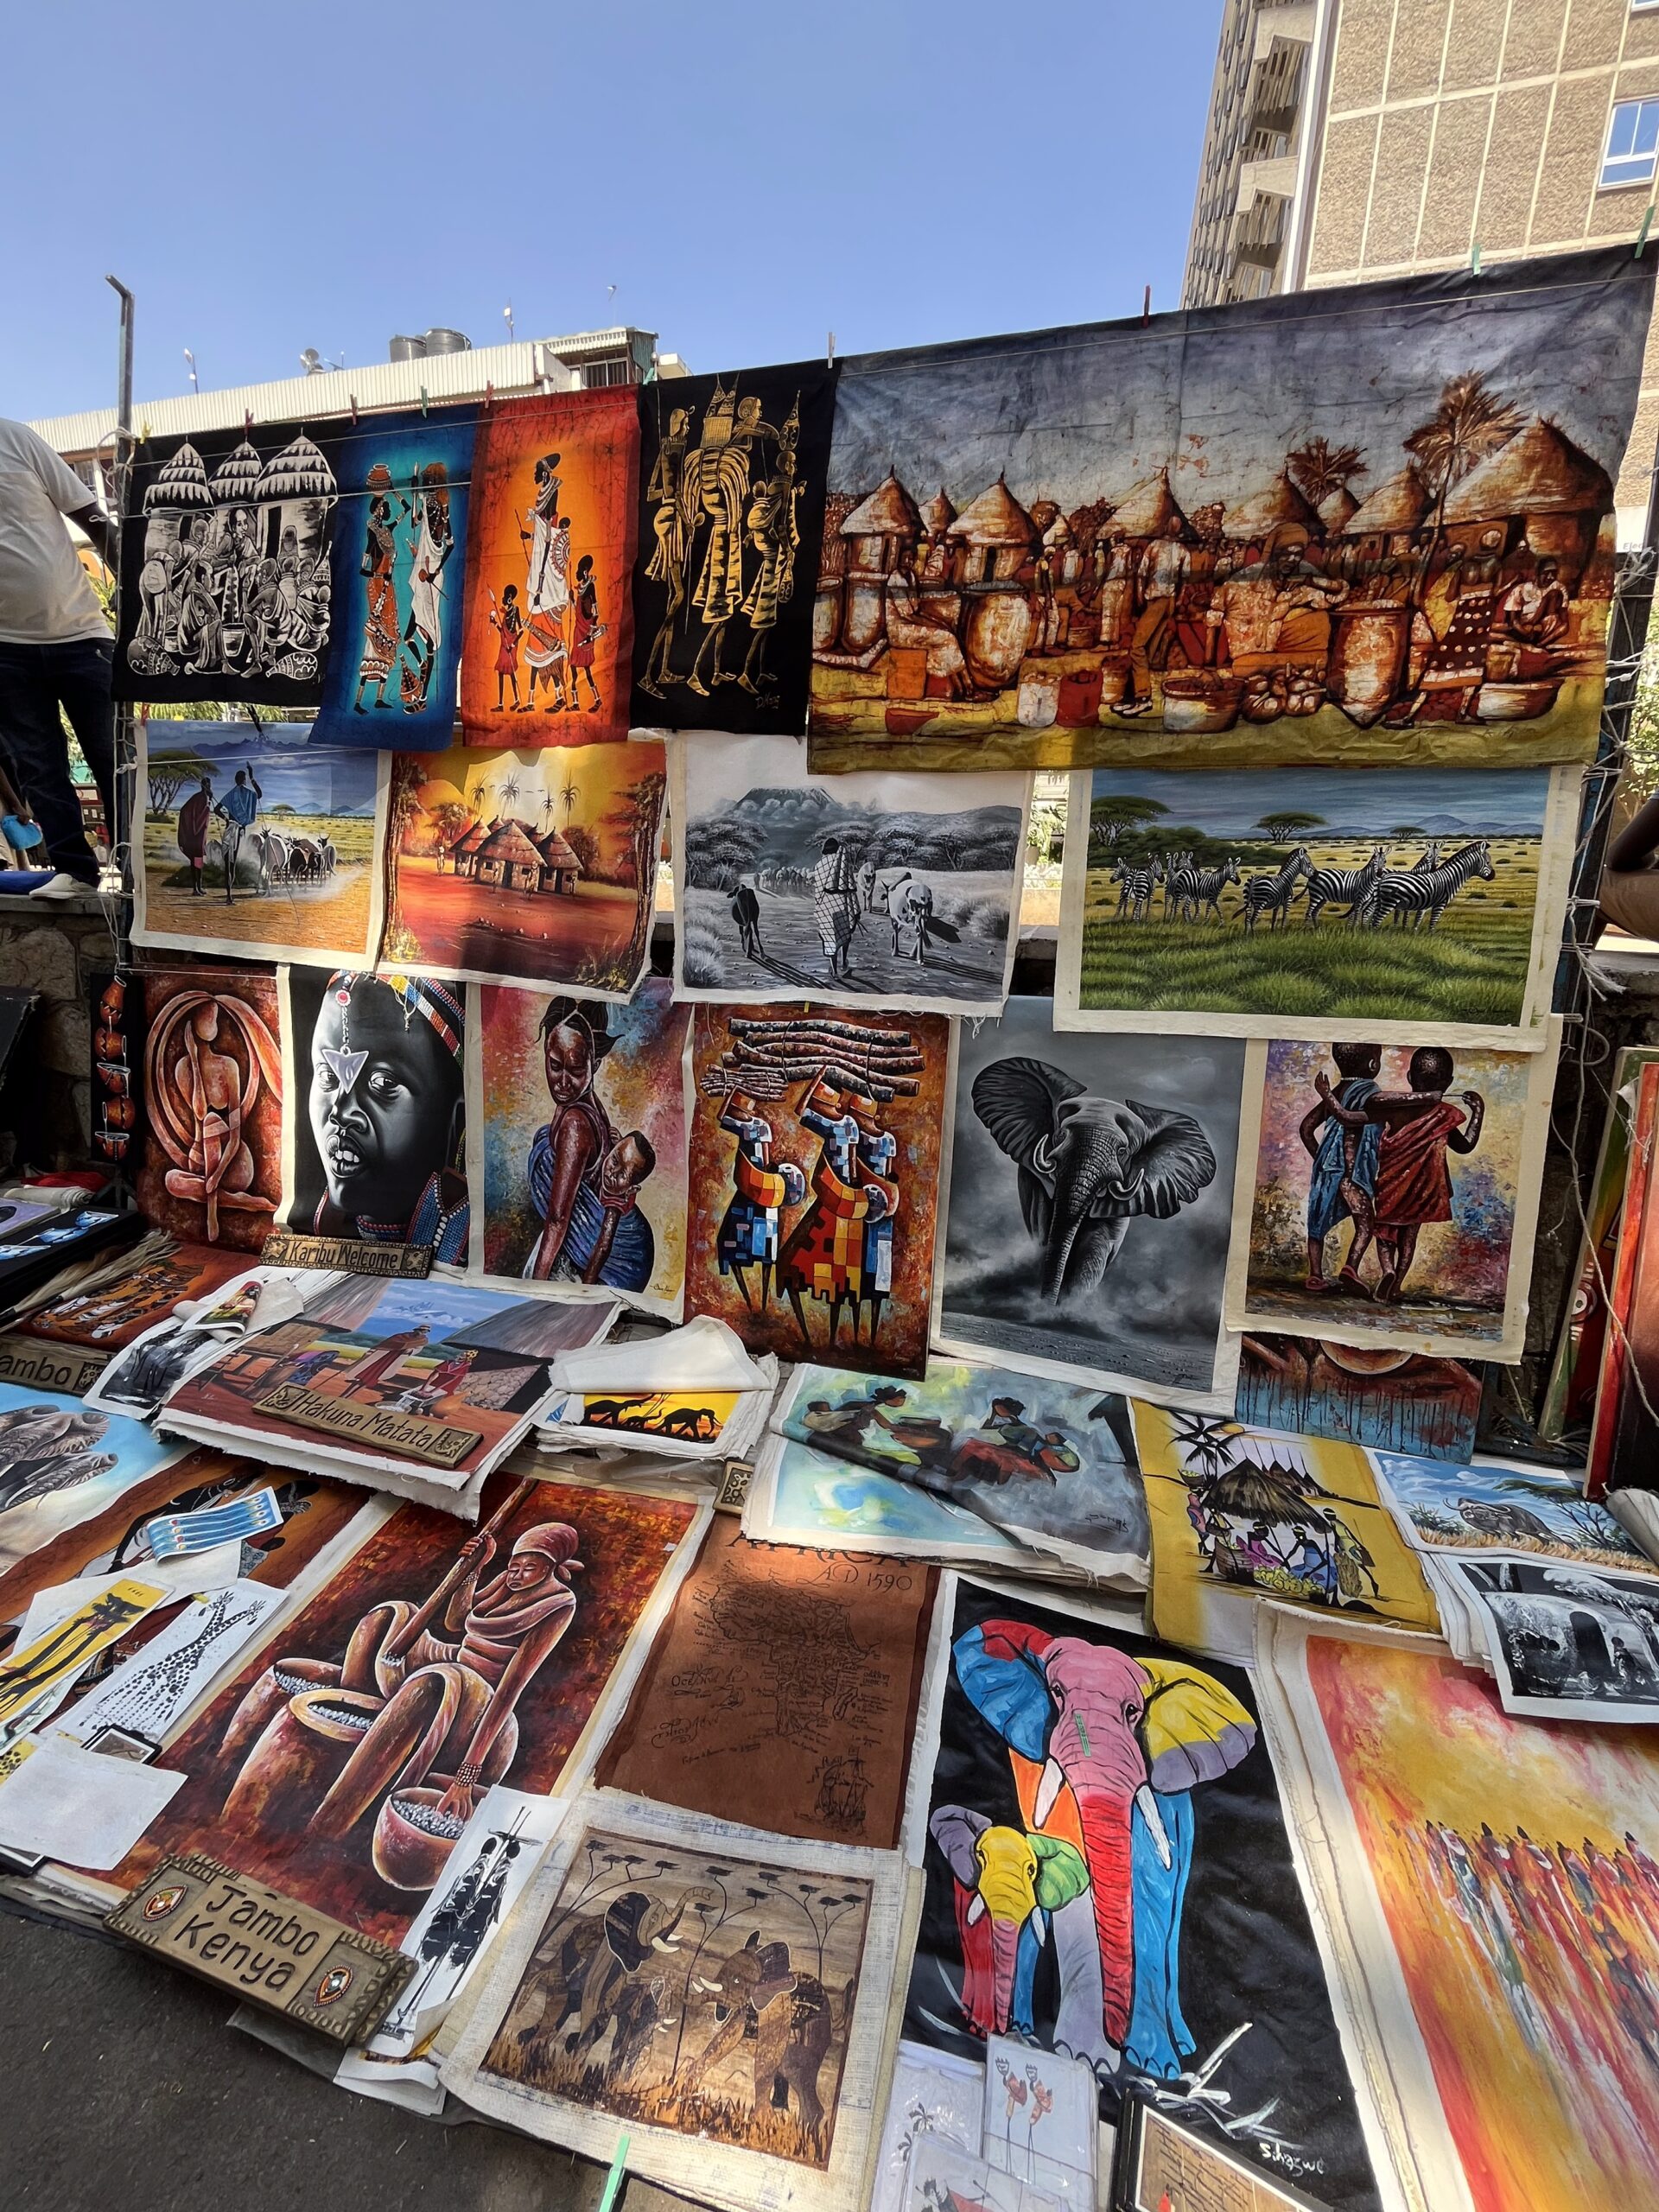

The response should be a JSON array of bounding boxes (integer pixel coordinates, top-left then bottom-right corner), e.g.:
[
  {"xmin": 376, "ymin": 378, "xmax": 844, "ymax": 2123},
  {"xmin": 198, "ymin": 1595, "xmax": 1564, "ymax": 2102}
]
[{"xmin": 1055, "ymin": 762, "xmax": 1576, "ymax": 1046}]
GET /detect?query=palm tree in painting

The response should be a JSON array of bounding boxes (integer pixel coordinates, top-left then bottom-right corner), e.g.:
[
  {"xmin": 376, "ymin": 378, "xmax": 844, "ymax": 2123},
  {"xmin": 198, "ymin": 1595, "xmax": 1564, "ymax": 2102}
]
[
  {"xmin": 1404, "ymin": 371, "xmax": 1523, "ymax": 598},
  {"xmin": 560, "ymin": 771, "xmax": 581, "ymax": 827},
  {"xmin": 1287, "ymin": 436, "xmax": 1367, "ymax": 509}
]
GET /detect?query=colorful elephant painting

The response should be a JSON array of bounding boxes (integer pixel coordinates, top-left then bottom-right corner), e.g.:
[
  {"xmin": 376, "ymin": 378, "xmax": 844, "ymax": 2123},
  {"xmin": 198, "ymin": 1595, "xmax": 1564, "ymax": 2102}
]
[{"xmin": 933, "ymin": 1617, "xmax": 1255, "ymax": 2081}]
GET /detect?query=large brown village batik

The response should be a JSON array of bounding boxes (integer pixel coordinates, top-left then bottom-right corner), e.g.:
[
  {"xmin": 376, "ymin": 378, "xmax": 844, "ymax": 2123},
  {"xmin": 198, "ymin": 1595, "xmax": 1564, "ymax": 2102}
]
[{"xmin": 807, "ymin": 247, "xmax": 1655, "ymax": 772}]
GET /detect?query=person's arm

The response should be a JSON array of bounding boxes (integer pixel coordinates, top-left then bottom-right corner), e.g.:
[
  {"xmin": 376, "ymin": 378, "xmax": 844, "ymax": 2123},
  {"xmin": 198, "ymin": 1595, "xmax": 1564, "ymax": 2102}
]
[
  {"xmin": 385, "ymin": 1532, "xmax": 493, "ymax": 1661},
  {"xmin": 249, "ymin": 772, "xmax": 263, "ymax": 803},
  {"xmin": 529, "ymin": 1112, "xmax": 600, "ymax": 1279},
  {"xmin": 69, "ymin": 505, "xmax": 118, "ymax": 572},
  {"xmin": 1448, "ymin": 1091, "xmax": 1485, "ymax": 1154},
  {"xmin": 1606, "ymin": 786, "xmax": 1659, "ymax": 874},
  {"xmin": 1299, "ymin": 1090, "xmax": 1334, "ymax": 1157}
]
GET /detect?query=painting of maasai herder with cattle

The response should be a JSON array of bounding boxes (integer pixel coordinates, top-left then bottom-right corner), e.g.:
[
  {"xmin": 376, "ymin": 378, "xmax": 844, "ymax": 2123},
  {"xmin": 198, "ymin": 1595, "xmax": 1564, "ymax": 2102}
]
[
  {"xmin": 133, "ymin": 722, "xmax": 387, "ymax": 968},
  {"xmin": 1056, "ymin": 763, "xmax": 1576, "ymax": 1045},
  {"xmin": 671, "ymin": 734, "xmax": 1029, "ymax": 1015},
  {"xmin": 807, "ymin": 255, "xmax": 1650, "ymax": 772}
]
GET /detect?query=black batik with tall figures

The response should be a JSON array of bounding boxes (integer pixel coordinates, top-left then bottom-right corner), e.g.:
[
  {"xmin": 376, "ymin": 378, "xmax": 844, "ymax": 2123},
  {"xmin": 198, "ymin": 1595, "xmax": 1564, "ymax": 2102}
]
[
  {"xmin": 117, "ymin": 423, "xmax": 345, "ymax": 706},
  {"xmin": 906, "ymin": 1576, "xmax": 1381, "ymax": 2210},
  {"xmin": 630, "ymin": 361, "xmax": 839, "ymax": 734}
]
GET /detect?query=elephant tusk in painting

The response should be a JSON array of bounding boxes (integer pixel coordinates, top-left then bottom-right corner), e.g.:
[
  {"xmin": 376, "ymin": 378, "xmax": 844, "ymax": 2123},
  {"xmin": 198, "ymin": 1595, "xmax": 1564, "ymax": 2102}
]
[
  {"xmin": 965, "ymin": 1891, "xmax": 987, "ymax": 1926},
  {"xmin": 1133, "ymin": 1783, "xmax": 1173, "ymax": 1871},
  {"xmin": 1033, "ymin": 1754, "xmax": 1067, "ymax": 1827}
]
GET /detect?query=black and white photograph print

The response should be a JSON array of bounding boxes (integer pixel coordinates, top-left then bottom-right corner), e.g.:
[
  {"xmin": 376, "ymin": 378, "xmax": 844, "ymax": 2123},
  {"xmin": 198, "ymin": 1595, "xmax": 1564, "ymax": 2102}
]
[
  {"xmin": 669, "ymin": 732, "xmax": 1031, "ymax": 1015},
  {"xmin": 933, "ymin": 999, "xmax": 1246, "ymax": 1409},
  {"xmin": 1454, "ymin": 1554, "xmax": 1659, "ymax": 1722}
]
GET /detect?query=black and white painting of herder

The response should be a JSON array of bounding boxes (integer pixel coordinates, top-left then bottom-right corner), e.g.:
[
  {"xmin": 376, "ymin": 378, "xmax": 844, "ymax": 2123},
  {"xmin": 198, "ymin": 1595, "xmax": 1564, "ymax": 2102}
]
[
  {"xmin": 669, "ymin": 733, "xmax": 1031, "ymax": 1016},
  {"xmin": 935, "ymin": 999, "xmax": 1246, "ymax": 1410},
  {"xmin": 1452, "ymin": 1554, "xmax": 1659, "ymax": 1722}
]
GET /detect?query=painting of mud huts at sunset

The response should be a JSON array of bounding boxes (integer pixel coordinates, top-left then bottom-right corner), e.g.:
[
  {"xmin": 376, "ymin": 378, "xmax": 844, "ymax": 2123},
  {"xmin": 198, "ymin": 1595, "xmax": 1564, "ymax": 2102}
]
[{"xmin": 807, "ymin": 261, "xmax": 1649, "ymax": 773}]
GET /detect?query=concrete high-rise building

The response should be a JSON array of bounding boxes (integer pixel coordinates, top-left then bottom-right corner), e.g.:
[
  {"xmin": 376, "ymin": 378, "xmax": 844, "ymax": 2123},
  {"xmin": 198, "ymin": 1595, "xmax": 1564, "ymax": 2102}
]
[{"xmin": 1185, "ymin": 0, "xmax": 1659, "ymax": 537}]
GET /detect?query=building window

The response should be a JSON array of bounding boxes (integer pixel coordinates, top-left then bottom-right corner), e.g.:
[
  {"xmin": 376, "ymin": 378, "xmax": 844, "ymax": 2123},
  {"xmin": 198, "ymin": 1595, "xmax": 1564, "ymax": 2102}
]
[
  {"xmin": 1602, "ymin": 99, "xmax": 1659, "ymax": 189},
  {"xmin": 582, "ymin": 355, "xmax": 634, "ymax": 389}
]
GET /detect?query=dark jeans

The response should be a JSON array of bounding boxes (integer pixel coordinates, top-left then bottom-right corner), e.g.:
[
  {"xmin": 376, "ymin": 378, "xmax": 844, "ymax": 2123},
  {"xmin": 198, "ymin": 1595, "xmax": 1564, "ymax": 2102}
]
[{"xmin": 0, "ymin": 637, "xmax": 117, "ymax": 883}]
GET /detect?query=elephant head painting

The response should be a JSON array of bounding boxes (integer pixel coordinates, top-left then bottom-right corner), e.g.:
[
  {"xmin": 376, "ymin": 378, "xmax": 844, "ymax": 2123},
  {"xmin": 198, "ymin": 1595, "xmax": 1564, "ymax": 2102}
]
[
  {"xmin": 971, "ymin": 1058, "xmax": 1217, "ymax": 1301},
  {"xmin": 930, "ymin": 1617, "xmax": 1253, "ymax": 2081}
]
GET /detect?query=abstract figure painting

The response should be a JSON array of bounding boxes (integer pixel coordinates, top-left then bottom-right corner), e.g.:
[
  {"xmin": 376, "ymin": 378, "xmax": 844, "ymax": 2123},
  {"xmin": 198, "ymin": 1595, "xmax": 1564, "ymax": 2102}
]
[
  {"xmin": 808, "ymin": 251, "xmax": 1652, "ymax": 772},
  {"xmin": 474, "ymin": 979, "xmax": 689, "ymax": 1316},
  {"xmin": 118, "ymin": 424, "xmax": 342, "ymax": 706},
  {"xmin": 684, "ymin": 1003, "xmax": 949, "ymax": 1379},
  {"xmin": 632, "ymin": 363, "xmax": 839, "ymax": 733},
  {"xmin": 1258, "ymin": 1613, "xmax": 1659, "ymax": 2212},
  {"xmin": 280, "ymin": 966, "xmax": 469, "ymax": 1260},
  {"xmin": 1227, "ymin": 1032, "xmax": 1559, "ymax": 1360},
  {"xmin": 134, "ymin": 724, "xmax": 387, "ymax": 967},
  {"xmin": 312, "ymin": 407, "xmax": 474, "ymax": 748},
  {"xmin": 1056, "ymin": 764, "xmax": 1578, "ymax": 1045},
  {"xmin": 906, "ymin": 1578, "xmax": 1376, "ymax": 2210},
  {"xmin": 936, "ymin": 1001, "xmax": 1245, "ymax": 1408},
  {"xmin": 381, "ymin": 740, "xmax": 665, "ymax": 998},
  {"xmin": 1235, "ymin": 1332, "xmax": 1482, "ymax": 1465},
  {"xmin": 136, "ymin": 969, "xmax": 283, "ymax": 1253},
  {"xmin": 460, "ymin": 388, "xmax": 638, "ymax": 747},
  {"xmin": 107, "ymin": 1476, "xmax": 701, "ymax": 1943}
]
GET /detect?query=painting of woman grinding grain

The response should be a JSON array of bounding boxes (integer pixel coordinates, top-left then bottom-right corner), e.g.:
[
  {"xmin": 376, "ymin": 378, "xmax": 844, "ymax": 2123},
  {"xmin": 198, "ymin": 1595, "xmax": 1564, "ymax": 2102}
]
[{"xmin": 110, "ymin": 1475, "xmax": 700, "ymax": 1944}]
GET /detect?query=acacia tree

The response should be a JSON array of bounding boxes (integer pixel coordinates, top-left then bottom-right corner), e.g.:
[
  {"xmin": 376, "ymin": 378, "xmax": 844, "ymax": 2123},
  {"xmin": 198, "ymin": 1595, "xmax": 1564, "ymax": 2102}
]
[
  {"xmin": 1255, "ymin": 810, "xmax": 1325, "ymax": 843},
  {"xmin": 1089, "ymin": 795, "xmax": 1168, "ymax": 855}
]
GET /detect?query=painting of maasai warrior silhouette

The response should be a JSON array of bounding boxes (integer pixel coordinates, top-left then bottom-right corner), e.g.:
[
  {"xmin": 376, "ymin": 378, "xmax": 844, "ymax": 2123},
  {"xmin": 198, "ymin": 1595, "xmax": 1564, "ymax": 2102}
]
[
  {"xmin": 135, "ymin": 968, "xmax": 283, "ymax": 1253},
  {"xmin": 631, "ymin": 363, "xmax": 839, "ymax": 734},
  {"xmin": 135, "ymin": 724, "xmax": 387, "ymax": 966},
  {"xmin": 671, "ymin": 733, "xmax": 1029, "ymax": 1015},
  {"xmin": 106, "ymin": 1475, "xmax": 700, "ymax": 1943},
  {"xmin": 117, "ymin": 425, "xmax": 341, "ymax": 706},
  {"xmin": 475, "ymin": 979, "xmax": 689, "ymax": 1317},
  {"xmin": 808, "ymin": 252, "xmax": 1651, "ymax": 773},
  {"xmin": 461, "ymin": 388, "xmax": 638, "ymax": 747},
  {"xmin": 905, "ymin": 1578, "xmax": 1378, "ymax": 2211},
  {"xmin": 1228, "ymin": 1032, "xmax": 1559, "ymax": 1360},
  {"xmin": 313, "ymin": 407, "xmax": 474, "ymax": 748},
  {"xmin": 684, "ymin": 1004, "xmax": 949, "ymax": 1381},
  {"xmin": 381, "ymin": 739, "xmax": 664, "ymax": 998}
]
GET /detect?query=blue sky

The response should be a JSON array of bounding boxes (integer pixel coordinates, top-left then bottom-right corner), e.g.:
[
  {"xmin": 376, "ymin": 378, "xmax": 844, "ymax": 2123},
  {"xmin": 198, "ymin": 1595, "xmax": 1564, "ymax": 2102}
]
[
  {"xmin": 1089, "ymin": 766, "xmax": 1554, "ymax": 836},
  {"xmin": 2, "ymin": 1, "xmax": 1219, "ymax": 427}
]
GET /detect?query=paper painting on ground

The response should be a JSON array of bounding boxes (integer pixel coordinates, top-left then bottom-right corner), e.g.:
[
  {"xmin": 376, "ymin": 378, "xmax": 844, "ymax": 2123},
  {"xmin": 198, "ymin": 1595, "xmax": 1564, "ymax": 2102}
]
[
  {"xmin": 1259, "ymin": 1613, "xmax": 1659, "ymax": 2212},
  {"xmin": 905, "ymin": 2138, "xmax": 1060, "ymax": 2212},
  {"xmin": 671, "ymin": 732, "xmax": 1030, "ymax": 1015},
  {"xmin": 868, "ymin": 2041, "xmax": 983, "ymax": 2212},
  {"xmin": 0, "ymin": 1386, "xmax": 182, "ymax": 1573},
  {"xmin": 1132, "ymin": 1405, "xmax": 1439, "ymax": 1664},
  {"xmin": 134, "ymin": 969, "xmax": 283, "ymax": 1254},
  {"xmin": 379, "ymin": 740, "xmax": 664, "ymax": 998},
  {"xmin": 52, "ymin": 1578, "xmax": 287, "ymax": 1752},
  {"xmin": 1056, "ymin": 763, "xmax": 1575, "ymax": 1045},
  {"xmin": 684, "ymin": 1003, "xmax": 949, "ymax": 1381},
  {"xmin": 82, "ymin": 1262, "xmax": 273, "ymax": 1420},
  {"xmin": 1236, "ymin": 1333, "xmax": 1482, "ymax": 1464},
  {"xmin": 116, "ymin": 424, "xmax": 342, "ymax": 707},
  {"xmin": 779, "ymin": 1363, "xmax": 1150, "ymax": 1586},
  {"xmin": 906, "ymin": 1577, "xmax": 1378, "ymax": 2210},
  {"xmin": 808, "ymin": 249, "xmax": 1651, "ymax": 773},
  {"xmin": 134, "ymin": 724, "xmax": 388, "ymax": 966},
  {"xmin": 460, "ymin": 388, "xmax": 637, "ymax": 747},
  {"xmin": 159, "ymin": 1275, "xmax": 615, "ymax": 1488},
  {"xmin": 631, "ymin": 361, "xmax": 839, "ymax": 734},
  {"xmin": 443, "ymin": 1790, "xmax": 901, "ymax": 2212},
  {"xmin": 598, "ymin": 1516, "xmax": 934, "ymax": 1847},
  {"xmin": 1228, "ymin": 1032, "xmax": 1558, "ymax": 1360},
  {"xmin": 109, "ymin": 1475, "xmax": 700, "ymax": 1942},
  {"xmin": 745, "ymin": 1436, "xmax": 1033, "ymax": 1570},
  {"xmin": 936, "ymin": 1001, "xmax": 1244, "ymax": 1410},
  {"xmin": 311, "ymin": 406, "xmax": 474, "ymax": 749},
  {"xmin": 1449, "ymin": 1554, "xmax": 1659, "ymax": 1720},
  {"xmin": 982, "ymin": 2035, "xmax": 1096, "ymax": 2206},
  {"xmin": 280, "ymin": 966, "xmax": 468, "ymax": 1260},
  {"xmin": 17, "ymin": 1242, "xmax": 246, "ymax": 1351},
  {"xmin": 1372, "ymin": 1451, "xmax": 1657, "ymax": 1575},
  {"xmin": 474, "ymin": 979, "xmax": 689, "ymax": 1318}
]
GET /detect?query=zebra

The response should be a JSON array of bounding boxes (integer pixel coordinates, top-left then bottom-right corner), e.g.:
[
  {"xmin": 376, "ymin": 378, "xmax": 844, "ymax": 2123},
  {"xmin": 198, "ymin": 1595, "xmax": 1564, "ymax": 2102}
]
[
  {"xmin": 1110, "ymin": 858, "xmax": 1161, "ymax": 922},
  {"xmin": 1167, "ymin": 857, "xmax": 1240, "ymax": 923},
  {"xmin": 1413, "ymin": 840, "xmax": 1442, "ymax": 871},
  {"xmin": 1303, "ymin": 845, "xmax": 1387, "ymax": 929},
  {"xmin": 1357, "ymin": 838, "xmax": 1494, "ymax": 930},
  {"xmin": 1241, "ymin": 847, "xmax": 1312, "ymax": 932},
  {"xmin": 1159, "ymin": 851, "xmax": 1195, "ymax": 922}
]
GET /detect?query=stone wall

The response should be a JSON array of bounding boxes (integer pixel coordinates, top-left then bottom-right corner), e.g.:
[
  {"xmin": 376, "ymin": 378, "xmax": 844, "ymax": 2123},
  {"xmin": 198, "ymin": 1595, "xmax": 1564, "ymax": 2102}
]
[{"xmin": 0, "ymin": 894, "xmax": 114, "ymax": 1172}]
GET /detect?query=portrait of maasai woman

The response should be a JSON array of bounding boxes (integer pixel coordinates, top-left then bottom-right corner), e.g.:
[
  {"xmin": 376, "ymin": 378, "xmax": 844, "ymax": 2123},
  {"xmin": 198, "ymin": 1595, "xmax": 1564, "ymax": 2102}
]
[
  {"xmin": 524, "ymin": 997, "xmax": 657, "ymax": 1293},
  {"xmin": 281, "ymin": 965, "xmax": 470, "ymax": 1262}
]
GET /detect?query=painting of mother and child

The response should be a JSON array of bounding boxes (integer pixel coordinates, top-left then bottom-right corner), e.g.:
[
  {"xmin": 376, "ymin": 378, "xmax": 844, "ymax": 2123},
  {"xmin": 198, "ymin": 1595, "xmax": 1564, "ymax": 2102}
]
[{"xmin": 1232, "ymin": 1035, "xmax": 1554, "ymax": 1357}]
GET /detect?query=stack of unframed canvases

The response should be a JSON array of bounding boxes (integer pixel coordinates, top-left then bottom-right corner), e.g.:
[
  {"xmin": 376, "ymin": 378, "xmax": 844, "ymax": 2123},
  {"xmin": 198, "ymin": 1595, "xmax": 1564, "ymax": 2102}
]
[{"xmin": 1, "ymin": 244, "xmax": 1655, "ymax": 2212}]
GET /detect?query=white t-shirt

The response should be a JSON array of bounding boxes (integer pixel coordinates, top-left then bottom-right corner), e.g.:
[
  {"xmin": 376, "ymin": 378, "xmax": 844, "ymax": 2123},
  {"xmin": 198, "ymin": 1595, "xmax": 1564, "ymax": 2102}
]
[{"xmin": 0, "ymin": 416, "xmax": 110, "ymax": 645}]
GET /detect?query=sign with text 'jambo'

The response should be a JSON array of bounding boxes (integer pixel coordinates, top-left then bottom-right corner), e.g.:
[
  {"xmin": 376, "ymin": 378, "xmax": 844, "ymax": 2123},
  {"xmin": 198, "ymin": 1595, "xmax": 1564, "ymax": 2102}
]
[{"xmin": 106, "ymin": 1853, "xmax": 415, "ymax": 2043}]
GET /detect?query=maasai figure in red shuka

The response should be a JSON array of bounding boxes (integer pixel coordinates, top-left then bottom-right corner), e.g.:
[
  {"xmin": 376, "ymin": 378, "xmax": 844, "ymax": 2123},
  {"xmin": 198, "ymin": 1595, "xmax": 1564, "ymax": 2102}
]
[
  {"xmin": 777, "ymin": 1081, "xmax": 899, "ymax": 1354},
  {"xmin": 1318, "ymin": 1046, "xmax": 1485, "ymax": 1305}
]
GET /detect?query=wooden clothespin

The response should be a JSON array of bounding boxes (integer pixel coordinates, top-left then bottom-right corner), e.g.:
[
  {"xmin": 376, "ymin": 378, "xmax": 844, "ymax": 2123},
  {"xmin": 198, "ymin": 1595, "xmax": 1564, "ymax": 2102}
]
[
  {"xmin": 348, "ymin": 393, "xmax": 359, "ymax": 426},
  {"xmin": 244, "ymin": 409, "xmax": 254, "ymax": 438},
  {"xmin": 1470, "ymin": 242, "xmax": 1482, "ymax": 276},
  {"xmin": 597, "ymin": 2133, "xmax": 631, "ymax": 2212},
  {"xmin": 1637, "ymin": 204, "xmax": 1655, "ymax": 257},
  {"xmin": 419, "ymin": 386, "xmax": 429, "ymax": 418},
  {"xmin": 484, "ymin": 379, "xmax": 494, "ymax": 411},
  {"xmin": 827, "ymin": 331, "xmax": 836, "ymax": 366},
  {"xmin": 1142, "ymin": 284, "xmax": 1152, "ymax": 326}
]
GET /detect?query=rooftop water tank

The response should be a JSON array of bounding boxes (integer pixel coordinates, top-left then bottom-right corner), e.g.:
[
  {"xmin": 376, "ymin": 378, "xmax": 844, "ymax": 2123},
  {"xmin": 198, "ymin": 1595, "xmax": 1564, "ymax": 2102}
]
[
  {"xmin": 388, "ymin": 334, "xmax": 427, "ymax": 363},
  {"xmin": 423, "ymin": 327, "xmax": 472, "ymax": 355}
]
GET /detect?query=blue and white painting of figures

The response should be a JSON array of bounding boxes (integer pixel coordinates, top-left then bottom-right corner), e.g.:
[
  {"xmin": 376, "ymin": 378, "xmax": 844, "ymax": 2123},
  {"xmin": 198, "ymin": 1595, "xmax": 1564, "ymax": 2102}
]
[
  {"xmin": 1056, "ymin": 761, "xmax": 1579, "ymax": 1046},
  {"xmin": 670, "ymin": 732, "xmax": 1031, "ymax": 1017},
  {"xmin": 134, "ymin": 721, "xmax": 388, "ymax": 967},
  {"xmin": 1373, "ymin": 1452, "xmax": 1659, "ymax": 1577},
  {"xmin": 0, "ymin": 1383, "xmax": 184, "ymax": 1574}
]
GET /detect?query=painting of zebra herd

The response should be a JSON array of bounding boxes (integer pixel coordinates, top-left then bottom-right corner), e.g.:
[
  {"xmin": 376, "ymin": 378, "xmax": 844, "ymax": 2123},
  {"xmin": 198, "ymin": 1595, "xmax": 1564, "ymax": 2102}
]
[
  {"xmin": 1056, "ymin": 763, "xmax": 1576, "ymax": 1046},
  {"xmin": 135, "ymin": 722, "xmax": 389, "ymax": 968}
]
